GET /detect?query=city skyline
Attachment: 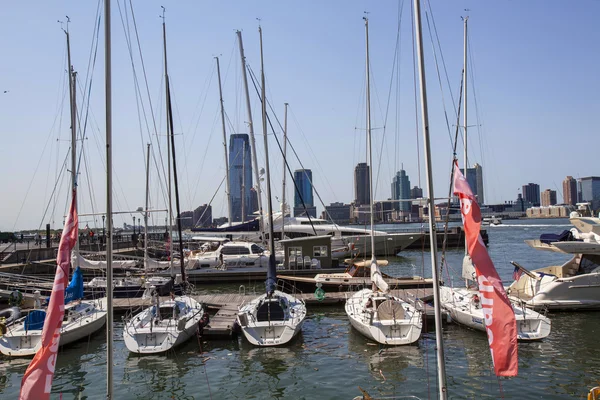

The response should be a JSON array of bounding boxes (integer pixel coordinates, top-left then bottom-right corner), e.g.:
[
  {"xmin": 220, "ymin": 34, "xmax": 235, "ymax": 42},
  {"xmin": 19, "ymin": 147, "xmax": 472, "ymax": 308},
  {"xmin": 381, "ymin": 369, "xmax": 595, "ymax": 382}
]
[{"xmin": 1, "ymin": 1, "xmax": 599, "ymax": 231}]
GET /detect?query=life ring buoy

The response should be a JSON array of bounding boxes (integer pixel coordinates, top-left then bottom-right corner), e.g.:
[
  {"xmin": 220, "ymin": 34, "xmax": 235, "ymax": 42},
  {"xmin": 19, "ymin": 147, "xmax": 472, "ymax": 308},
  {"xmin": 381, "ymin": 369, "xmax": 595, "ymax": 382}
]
[{"xmin": 314, "ymin": 287, "xmax": 326, "ymax": 301}]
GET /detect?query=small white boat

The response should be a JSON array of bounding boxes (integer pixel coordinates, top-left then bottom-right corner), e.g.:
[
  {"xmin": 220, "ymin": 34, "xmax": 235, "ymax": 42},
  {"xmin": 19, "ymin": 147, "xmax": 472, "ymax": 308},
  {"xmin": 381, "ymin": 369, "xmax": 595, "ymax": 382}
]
[
  {"xmin": 0, "ymin": 297, "xmax": 107, "ymax": 357},
  {"xmin": 185, "ymin": 240, "xmax": 282, "ymax": 270},
  {"xmin": 440, "ymin": 286, "xmax": 551, "ymax": 340},
  {"xmin": 237, "ymin": 290, "xmax": 306, "ymax": 346},
  {"xmin": 345, "ymin": 288, "xmax": 422, "ymax": 345},
  {"xmin": 123, "ymin": 294, "xmax": 205, "ymax": 354}
]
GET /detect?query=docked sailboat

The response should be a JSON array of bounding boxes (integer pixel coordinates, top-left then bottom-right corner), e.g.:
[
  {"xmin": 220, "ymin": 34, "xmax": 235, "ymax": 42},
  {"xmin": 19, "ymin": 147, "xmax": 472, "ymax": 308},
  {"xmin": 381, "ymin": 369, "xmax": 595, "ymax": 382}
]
[
  {"xmin": 344, "ymin": 18, "xmax": 422, "ymax": 346},
  {"xmin": 122, "ymin": 13, "xmax": 204, "ymax": 354},
  {"xmin": 236, "ymin": 27, "xmax": 307, "ymax": 347},
  {"xmin": 0, "ymin": 267, "xmax": 107, "ymax": 357}
]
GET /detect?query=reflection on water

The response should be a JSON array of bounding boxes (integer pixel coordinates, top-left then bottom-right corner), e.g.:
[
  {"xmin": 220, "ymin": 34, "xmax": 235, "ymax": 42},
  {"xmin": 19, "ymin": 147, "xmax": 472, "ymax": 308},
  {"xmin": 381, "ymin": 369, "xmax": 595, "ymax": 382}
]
[{"xmin": 0, "ymin": 220, "xmax": 598, "ymax": 399}]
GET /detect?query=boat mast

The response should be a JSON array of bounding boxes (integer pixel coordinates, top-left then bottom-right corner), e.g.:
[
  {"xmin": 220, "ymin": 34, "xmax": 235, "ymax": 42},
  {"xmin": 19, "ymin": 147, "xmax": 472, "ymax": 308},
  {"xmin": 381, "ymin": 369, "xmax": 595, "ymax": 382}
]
[
  {"xmin": 163, "ymin": 10, "xmax": 186, "ymax": 285},
  {"xmin": 144, "ymin": 143, "xmax": 150, "ymax": 274},
  {"xmin": 65, "ymin": 24, "xmax": 79, "ymax": 258},
  {"xmin": 162, "ymin": 8, "xmax": 174, "ymax": 273},
  {"xmin": 237, "ymin": 30, "xmax": 264, "ymax": 231},
  {"xmin": 242, "ymin": 141, "xmax": 246, "ymax": 222},
  {"xmin": 463, "ymin": 16, "xmax": 468, "ymax": 179},
  {"xmin": 281, "ymin": 102, "xmax": 288, "ymax": 240},
  {"xmin": 104, "ymin": 0, "xmax": 114, "ymax": 397},
  {"xmin": 413, "ymin": 0, "xmax": 448, "ymax": 397},
  {"xmin": 216, "ymin": 56, "xmax": 233, "ymax": 226},
  {"xmin": 364, "ymin": 17, "xmax": 377, "ymax": 282},
  {"xmin": 258, "ymin": 25, "xmax": 277, "ymax": 295}
]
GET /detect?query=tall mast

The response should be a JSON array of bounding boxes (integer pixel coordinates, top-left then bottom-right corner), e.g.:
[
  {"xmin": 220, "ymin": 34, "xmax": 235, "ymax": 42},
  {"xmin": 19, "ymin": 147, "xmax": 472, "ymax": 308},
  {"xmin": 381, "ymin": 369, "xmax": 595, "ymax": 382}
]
[
  {"xmin": 237, "ymin": 30, "xmax": 264, "ymax": 230},
  {"xmin": 215, "ymin": 56, "xmax": 233, "ymax": 225},
  {"xmin": 144, "ymin": 143, "xmax": 150, "ymax": 274},
  {"xmin": 103, "ymin": 0, "xmax": 114, "ymax": 397},
  {"xmin": 281, "ymin": 102, "xmax": 288, "ymax": 240},
  {"xmin": 463, "ymin": 16, "xmax": 468, "ymax": 176},
  {"xmin": 162, "ymin": 9, "xmax": 174, "ymax": 272},
  {"xmin": 258, "ymin": 26, "xmax": 276, "ymax": 295},
  {"xmin": 163, "ymin": 10, "xmax": 186, "ymax": 285},
  {"xmin": 413, "ymin": 0, "xmax": 448, "ymax": 397},
  {"xmin": 364, "ymin": 18, "xmax": 377, "ymax": 275},
  {"xmin": 242, "ymin": 141, "xmax": 246, "ymax": 222}
]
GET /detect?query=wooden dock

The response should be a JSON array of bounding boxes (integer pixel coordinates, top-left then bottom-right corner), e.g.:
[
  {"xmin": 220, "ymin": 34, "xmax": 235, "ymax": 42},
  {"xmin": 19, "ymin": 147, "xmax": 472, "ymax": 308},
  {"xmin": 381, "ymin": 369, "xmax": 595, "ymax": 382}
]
[{"xmin": 113, "ymin": 288, "xmax": 436, "ymax": 338}]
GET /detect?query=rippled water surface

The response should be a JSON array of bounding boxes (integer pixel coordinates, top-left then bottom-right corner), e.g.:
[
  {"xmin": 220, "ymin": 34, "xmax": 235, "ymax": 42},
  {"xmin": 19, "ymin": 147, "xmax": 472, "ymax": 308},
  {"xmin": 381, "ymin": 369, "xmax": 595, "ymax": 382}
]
[{"xmin": 2, "ymin": 218, "xmax": 599, "ymax": 399}]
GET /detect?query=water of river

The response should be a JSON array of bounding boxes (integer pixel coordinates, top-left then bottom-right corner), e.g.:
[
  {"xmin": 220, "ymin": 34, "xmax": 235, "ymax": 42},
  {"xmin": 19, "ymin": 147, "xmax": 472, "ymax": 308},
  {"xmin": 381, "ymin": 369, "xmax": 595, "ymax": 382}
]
[{"xmin": 2, "ymin": 218, "xmax": 599, "ymax": 399}]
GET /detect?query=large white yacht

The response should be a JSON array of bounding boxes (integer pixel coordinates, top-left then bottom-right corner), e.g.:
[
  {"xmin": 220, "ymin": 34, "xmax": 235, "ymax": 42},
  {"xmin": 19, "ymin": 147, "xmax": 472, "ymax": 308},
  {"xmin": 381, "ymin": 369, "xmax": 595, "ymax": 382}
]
[
  {"xmin": 191, "ymin": 211, "xmax": 421, "ymax": 257},
  {"xmin": 507, "ymin": 216, "xmax": 600, "ymax": 310}
]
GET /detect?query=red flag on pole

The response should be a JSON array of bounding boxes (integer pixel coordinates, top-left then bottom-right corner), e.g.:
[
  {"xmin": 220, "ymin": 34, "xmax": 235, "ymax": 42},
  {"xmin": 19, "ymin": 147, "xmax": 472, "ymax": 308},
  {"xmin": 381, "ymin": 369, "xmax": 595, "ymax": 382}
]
[
  {"xmin": 20, "ymin": 188, "xmax": 78, "ymax": 399},
  {"xmin": 453, "ymin": 161, "xmax": 518, "ymax": 377}
]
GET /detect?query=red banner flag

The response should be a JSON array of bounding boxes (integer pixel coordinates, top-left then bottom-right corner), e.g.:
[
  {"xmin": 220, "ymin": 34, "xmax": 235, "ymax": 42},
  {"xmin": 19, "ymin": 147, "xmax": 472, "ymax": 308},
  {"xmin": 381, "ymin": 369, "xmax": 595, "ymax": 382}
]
[
  {"xmin": 20, "ymin": 188, "xmax": 78, "ymax": 399},
  {"xmin": 453, "ymin": 161, "xmax": 518, "ymax": 377}
]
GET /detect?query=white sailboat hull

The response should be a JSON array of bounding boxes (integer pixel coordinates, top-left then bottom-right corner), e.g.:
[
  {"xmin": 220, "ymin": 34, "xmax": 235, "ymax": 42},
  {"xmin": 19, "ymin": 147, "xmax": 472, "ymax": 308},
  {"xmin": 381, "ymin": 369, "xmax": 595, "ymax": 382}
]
[
  {"xmin": 0, "ymin": 298, "xmax": 107, "ymax": 357},
  {"xmin": 344, "ymin": 289, "xmax": 422, "ymax": 345},
  {"xmin": 237, "ymin": 290, "xmax": 306, "ymax": 346},
  {"xmin": 123, "ymin": 296, "xmax": 204, "ymax": 354},
  {"xmin": 440, "ymin": 287, "xmax": 551, "ymax": 340}
]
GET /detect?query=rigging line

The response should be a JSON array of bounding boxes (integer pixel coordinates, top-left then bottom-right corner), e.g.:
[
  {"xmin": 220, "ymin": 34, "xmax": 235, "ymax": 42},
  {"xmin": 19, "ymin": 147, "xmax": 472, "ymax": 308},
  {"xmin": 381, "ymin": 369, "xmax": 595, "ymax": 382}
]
[
  {"xmin": 37, "ymin": 152, "xmax": 71, "ymax": 232},
  {"xmin": 246, "ymin": 66, "xmax": 319, "ymax": 236},
  {"xmin": 424, "ymin": 11, "xmax": 454, "ymax": 148},
  {"xmin": 126, "ymin": 0, "xmax": 169, "ymax": 199},
  {"xmin": 186, "ymin": 60, "xmax": 216, "ymax": 161},
  {"xmin": 467, "ymin": 30, "xmax": 487, "ymax": 168},
  {"xmin": 192, "ymin": 175, "xmax": 227, "ymax": 229}
]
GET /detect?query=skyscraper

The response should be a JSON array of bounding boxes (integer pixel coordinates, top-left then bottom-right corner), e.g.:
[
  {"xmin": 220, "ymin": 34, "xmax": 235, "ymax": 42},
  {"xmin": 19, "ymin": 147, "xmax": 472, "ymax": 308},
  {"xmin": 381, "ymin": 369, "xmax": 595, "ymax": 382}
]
[
  {"xmin": 229, "ymin": 134, "xmax": 254, "ymax": 222},
  {"xmin": 293, "ymin": 169, "xmax": 314, "ymax": 214},
  {"xmin": 391, "ymin": 169, "xmax": 411, "ymax": 212},
  {"xmin": 562, "ymin": 176, "xmax": 577, "ymax": 205},
  {"xmin": 410, "ymin": 186, "xmax": 423, "ymax": 199},
  {"xmin": 522, "ymin": 183, "xmax": 541, "ymax": 207},
  {"xmin": 541, "ymin": 189, "xmax": 557, "ymax": 207},
  {"xmin": 461, "ymin": 164, "xmax": 484, "ymax": 204},
  {"xmin": 354, "ymin": 163, "xmax": 370, "ymax": 206},
  {"xmin": 580, "ymin": 176, "xmax": 600, "ymax": 211}
]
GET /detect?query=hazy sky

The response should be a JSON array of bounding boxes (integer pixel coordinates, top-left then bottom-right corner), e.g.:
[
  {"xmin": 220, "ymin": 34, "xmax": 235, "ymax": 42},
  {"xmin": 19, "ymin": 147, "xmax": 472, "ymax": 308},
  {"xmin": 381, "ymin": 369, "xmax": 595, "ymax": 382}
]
[{"xmin": 1, "ymin": 0, "xmax": 598, "ymax": 232}]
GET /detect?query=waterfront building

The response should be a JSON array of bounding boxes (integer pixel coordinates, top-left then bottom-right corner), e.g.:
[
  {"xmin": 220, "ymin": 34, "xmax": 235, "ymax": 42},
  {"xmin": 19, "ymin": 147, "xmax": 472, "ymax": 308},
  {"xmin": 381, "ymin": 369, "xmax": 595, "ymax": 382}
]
[
  {"xmin": 526, "ymin": 205, "xmax": 575, "ymax": 218},
  {"xmin": 179, "ymin": 211, "xmax": 194, "ymax": 229},
  {"xmin": 522, "ymin": 183, "xmax": 541, "ymax": 207},
  {"xmin": 229, "ymin": 134, "xmax": 255, "ymax": 222},
  {"xmin": 293, "ymin": 169, "xmax": 314, "ymax": 217},
  {"xmin": 354, "ymin": 163, "xmax": 370, "ymax": 206},
  {"xmin": 322, "ymin": 202, "xmax": 351, "ymax": 225},
  {"xmin": 563, "ymin": 176, "xmax": 578, "ymax": 206},
  {"xmin": 579, "ymin": 176, "xmax": 600, "ymax": 212},
  {"xmin": 410, "ymin": 186, "xmax": 423, "ymax": 199},
  {"xmin": 541, "ymin": 189, "xmax": 557, "ymax": 207},
  {"xmin": 193, "ymin": 204, "xmax": 212, "ymax": 228},
  {"xmin": 391, "ymin": 169, "xmax": 411, "ymax": 212},
  {"xmin": 293, "ymin": 206, "xmax": 317, "ymax": 218}
]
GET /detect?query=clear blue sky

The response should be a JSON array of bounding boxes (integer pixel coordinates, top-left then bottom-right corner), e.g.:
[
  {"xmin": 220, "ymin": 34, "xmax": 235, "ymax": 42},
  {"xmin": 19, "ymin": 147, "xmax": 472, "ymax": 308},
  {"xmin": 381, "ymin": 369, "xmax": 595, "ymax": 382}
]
[{"xmin": 1, "ymin": 0, "xmax": 598, "ymax": 232}]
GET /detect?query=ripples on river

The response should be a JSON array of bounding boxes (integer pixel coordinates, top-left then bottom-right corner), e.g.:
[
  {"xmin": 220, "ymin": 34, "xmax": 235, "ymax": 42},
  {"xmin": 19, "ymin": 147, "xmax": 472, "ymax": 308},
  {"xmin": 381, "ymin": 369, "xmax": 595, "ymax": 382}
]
[{"xmin": 1, "ymin": 219, "xmax": 599, "ymax": 399}]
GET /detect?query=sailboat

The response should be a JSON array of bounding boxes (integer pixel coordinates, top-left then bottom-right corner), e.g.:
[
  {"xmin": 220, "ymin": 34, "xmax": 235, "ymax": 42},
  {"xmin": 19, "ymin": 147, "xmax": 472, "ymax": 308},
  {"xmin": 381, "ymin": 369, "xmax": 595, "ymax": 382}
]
[
  {"xmin": 439, "ymin": 17, "xmax": 550, "ymax": 341},
  {"xmin": 123, "ymin": 12, "xmax": 204, "ymax": 354},
  {"xmin": 344, "ymin": 17, "xmax": 422, "ymax": 346},
  {"xmin": 235, "ymin": 26, "xmax": 307, "ymax": 347}
]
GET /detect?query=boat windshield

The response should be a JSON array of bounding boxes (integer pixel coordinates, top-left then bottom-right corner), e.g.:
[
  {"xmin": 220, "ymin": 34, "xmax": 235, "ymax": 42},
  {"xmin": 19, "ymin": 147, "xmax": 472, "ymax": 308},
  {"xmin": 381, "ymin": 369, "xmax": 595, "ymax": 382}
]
[{"xmin": 578, "ymin": 254, "xmax": 600, "ymax": 274}]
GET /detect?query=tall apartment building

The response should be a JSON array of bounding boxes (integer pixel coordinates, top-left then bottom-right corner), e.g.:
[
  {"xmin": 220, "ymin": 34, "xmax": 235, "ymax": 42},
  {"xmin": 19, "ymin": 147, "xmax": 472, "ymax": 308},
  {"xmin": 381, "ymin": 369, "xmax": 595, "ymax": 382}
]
[
  {"xmin": 562, "ymin": 176, "xmax": 577, "ymax": 205},
  {"xmin": 354, "ymin": 163, "xmax": 370, "ymax": 206},
  {"xmin": 522, "ymin": 183, "xmax": 541, "ymax": 207},
  {"xmin": 580, "ymin": 176, "xmax": 600, "ymax": 211},
  {"xmin": 293, "ymin": 169, "xmax": 316, "ymax": 217},
  {"xmin": 461, "ymin": 164, "xmax": 484, "ymax": 204},
  {"xmin": 541, "ymin": 189, "xmax": 557, "ymax": 207}
]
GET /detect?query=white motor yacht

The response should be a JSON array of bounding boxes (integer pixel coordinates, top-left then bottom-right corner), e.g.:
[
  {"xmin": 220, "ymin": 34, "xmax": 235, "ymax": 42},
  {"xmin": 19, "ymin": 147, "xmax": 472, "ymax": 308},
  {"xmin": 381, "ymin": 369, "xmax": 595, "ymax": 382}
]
[{"xmin": 507, "ymin": 216, "xmax": 600, "ymax": 310}]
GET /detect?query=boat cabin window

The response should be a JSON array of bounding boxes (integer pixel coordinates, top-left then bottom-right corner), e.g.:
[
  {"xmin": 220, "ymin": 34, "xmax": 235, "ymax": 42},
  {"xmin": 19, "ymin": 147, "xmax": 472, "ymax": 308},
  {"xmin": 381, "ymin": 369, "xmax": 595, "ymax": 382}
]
[
  {"xmin": 287, "ymin": 232, "xmax": 311, "ymax": 239},
  {"xmin": 313, "ymin": 246, "xmax": 328, "ymax": 257},
  {"xmin": 341, "ymin": 231, "xmax": 367, "ymax": 236},
  {"xmin": 251, "ymin": 244, "xmax": 265, "ymax": 254},
  {"xmin": 256, "ymin": 300, "xmax": 285, "ymax": 321},
  {"xmin": 220, "ymin": 246, "xmax": 250, "ymax": 255},
  {"xmin": 578, "ymin": 255, "xmax": 600, "ymax": 274}
]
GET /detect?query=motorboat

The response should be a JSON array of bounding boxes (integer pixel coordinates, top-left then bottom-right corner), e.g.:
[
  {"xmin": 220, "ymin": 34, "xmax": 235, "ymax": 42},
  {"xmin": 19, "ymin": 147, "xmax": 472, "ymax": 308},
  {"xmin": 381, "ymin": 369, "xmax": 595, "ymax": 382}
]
[
  {"xmin": 507, "ymin": 216, "xmax": 600, "ymax": 310},
  {"xmin": 191, "ymin": 212, "xmax": 422, "ymax": 257},
  {"xmin": 185, "ymin": 239, "xmax": 283, "ymax": 270},
  {"xmin": 279, "ymin": 261, "xmax": 432, "ymax": 294},
  {"xmin": 123, "ymin": 293, "xmax": 205, "ymax": 354},
  {"xmin": 85, "ymin": 274, "xmax": 181, "ymax": 298},
  {"xmin": 440, "ymin": 286, "xmax": 551, "ymax": 340}
]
